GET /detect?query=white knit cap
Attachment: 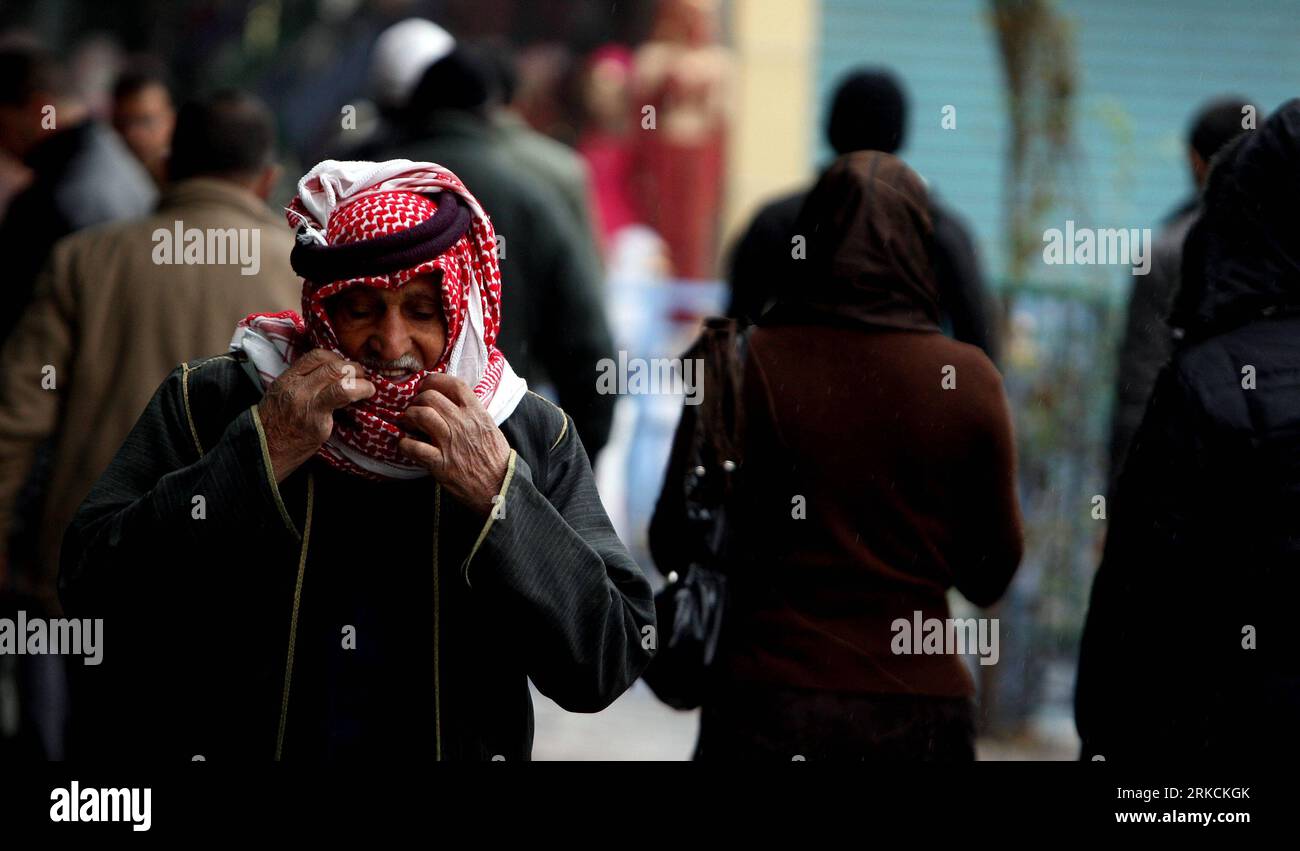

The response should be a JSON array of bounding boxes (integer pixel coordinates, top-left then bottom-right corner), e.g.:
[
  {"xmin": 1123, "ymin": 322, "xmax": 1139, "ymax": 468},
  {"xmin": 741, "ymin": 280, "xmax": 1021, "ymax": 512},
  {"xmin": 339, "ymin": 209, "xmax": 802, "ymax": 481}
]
[{"xmin": 370, "ymin": 18, "xmax": 456, "ymax": 109}]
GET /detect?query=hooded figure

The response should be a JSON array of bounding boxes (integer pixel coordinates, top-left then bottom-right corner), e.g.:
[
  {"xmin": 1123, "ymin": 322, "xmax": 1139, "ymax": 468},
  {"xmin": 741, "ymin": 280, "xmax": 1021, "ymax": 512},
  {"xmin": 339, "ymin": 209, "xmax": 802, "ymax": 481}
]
[
  {"xmin": 59, "ymin": 160, "xmax": 655, "ymax": 760},
  {"xmin": 726, "ymin": 68, "xmax": 1000, "ymax": 362},
  {"xmin": 695, "ymin": 152, "xmax": 1023, "ymax": 761},
  {"xmin": 1107, "ymin": 96, "xmax": 1256, "ymax": 490},
  {"xmin": 1077, "ymin": 100, "xmax": 1300, "ymax": 761}
]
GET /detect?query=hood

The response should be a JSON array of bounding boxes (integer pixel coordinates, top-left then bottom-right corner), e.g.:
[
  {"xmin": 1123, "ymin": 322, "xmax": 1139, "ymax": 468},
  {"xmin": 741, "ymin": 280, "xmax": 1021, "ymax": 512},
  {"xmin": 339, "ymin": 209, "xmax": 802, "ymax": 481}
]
[
  {"xmin": 763, "ymin": 151, "xmax": 940, "ymax": 332},
  {"xmin": 1172, "ymin": 99, "xmax": 1300, "ymax": 344}
]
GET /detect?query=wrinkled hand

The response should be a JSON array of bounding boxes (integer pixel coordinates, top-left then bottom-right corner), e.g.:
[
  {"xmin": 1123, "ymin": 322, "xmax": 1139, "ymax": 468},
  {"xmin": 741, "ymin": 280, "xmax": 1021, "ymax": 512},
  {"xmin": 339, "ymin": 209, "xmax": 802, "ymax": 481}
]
[
  {"xmin": 398, "ymin": 373, "xmax": 511, "ymax": 515},
  {"xmin": 257, "ymin": 349, "xmax": 375, "ymax": 482}
]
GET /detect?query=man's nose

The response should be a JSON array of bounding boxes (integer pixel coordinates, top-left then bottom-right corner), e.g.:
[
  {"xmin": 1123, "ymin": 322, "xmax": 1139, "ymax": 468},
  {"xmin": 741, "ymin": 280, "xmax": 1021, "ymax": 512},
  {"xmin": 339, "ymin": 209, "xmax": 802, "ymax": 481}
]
[{"xmin": 369, "ymin": 310, "xmax": 410, "ymax": 362}]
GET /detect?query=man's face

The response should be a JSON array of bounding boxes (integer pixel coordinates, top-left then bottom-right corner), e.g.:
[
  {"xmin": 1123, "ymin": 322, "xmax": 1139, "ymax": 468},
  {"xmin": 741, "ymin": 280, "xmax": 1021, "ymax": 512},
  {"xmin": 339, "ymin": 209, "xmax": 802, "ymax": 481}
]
[
  {"xmin": 326, "ymin": 274, "xmax": 448, "ymax": 380},
  {"xmin": 112, "ymin": 84, "xmax": 174, "ymax": 169}
]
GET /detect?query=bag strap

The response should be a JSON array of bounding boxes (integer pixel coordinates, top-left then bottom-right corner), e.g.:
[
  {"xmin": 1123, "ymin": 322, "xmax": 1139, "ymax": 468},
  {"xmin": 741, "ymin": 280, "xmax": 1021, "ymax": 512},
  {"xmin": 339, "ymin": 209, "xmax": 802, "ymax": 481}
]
[{"xmin": 648, "ymin": 317, "xmax": 750, "ymax": 579}]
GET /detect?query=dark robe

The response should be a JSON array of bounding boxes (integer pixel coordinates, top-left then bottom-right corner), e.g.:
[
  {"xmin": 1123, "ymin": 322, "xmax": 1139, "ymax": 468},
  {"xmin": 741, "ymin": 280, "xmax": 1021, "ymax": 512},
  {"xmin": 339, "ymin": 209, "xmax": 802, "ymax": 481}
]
[
  {"xmin": 58, "ymin": 351, "xmax": 655, "ymax": 760},
  {"xmin": 1076, "ymin": 103, "xmax": 1300, "ymax": 761}
]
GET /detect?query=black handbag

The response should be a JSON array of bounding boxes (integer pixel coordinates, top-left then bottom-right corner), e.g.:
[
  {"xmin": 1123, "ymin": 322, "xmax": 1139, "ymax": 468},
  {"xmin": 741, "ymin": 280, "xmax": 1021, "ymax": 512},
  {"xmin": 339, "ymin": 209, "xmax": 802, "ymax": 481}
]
[{"xmin": 644, "ymin": 317, "xmax": 749, "ymax": 710}]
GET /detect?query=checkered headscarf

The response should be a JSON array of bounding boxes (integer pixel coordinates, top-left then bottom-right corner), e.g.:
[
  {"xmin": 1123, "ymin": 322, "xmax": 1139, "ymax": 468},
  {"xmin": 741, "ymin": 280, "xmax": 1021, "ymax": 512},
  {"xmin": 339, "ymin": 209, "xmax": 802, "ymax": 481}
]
[{"xmin": 231, "ymin": 160, "xmax": 526, "ymax": 479}]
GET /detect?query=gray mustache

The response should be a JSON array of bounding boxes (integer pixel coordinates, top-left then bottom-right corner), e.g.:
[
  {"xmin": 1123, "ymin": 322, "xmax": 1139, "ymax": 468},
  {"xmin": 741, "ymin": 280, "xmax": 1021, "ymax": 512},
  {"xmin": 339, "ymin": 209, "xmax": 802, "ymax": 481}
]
[{"xmin": 359, "ymin": 354, "xmax": 423, "ymax": 372}]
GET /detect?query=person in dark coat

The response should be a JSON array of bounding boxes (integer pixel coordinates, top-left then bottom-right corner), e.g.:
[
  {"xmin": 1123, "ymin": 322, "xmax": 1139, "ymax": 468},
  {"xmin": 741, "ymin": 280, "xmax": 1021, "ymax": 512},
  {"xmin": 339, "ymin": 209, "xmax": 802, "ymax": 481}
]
[
  {"xmin": 696, "ymin": 152, "xmax": 1023, "ymax": 761},
  {"xmin": 726, "ymin": 67, "xmax": 1000, "ymax": 362},
  {"xmin": 0, "ymin": 42, "xmax": 155, "ymax": 762},
  {"xmin": 371, "ymin": 46, "xmax": 617, "ymax": 461},
  {"xmin": 0, "ymin": 44, "xmax": 156, "ymax": 344},
  {"xmin": 1076, "ymin": 100, "xmax": 1300, "ymax": 762},
  {"xmin": 58, "ymin": 160, "xmax": 654, "ymax": 760},
  {"xmin": 1107, "ymin": 96, "xmax": 1256, "ymax": 489}
]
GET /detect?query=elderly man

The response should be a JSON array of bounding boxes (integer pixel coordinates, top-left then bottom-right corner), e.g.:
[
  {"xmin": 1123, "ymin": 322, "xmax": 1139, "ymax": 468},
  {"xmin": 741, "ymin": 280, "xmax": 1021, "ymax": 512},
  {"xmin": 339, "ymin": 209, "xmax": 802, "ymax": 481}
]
[
  {"xmin": 59, "ymin": 161, "xmax": 655, "ymax": 760},
  {"xmin": 379, "ymin": 35, "xmax": 617, "ymax": 461}
]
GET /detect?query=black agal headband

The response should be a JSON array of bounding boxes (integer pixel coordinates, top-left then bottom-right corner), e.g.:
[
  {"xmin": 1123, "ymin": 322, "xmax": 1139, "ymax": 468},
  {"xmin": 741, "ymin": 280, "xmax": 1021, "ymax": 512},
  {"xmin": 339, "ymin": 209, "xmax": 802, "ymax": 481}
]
[{"xmin": 289, "ymin": 192, "xmax": 472, "ymax": 285}]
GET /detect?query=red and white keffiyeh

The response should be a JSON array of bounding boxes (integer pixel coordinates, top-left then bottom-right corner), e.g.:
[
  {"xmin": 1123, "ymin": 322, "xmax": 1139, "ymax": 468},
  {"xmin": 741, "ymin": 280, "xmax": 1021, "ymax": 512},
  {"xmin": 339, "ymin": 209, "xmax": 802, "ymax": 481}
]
[{"xmin": 230, "ymin": 159, "xmax": 527, "ymax": 479}]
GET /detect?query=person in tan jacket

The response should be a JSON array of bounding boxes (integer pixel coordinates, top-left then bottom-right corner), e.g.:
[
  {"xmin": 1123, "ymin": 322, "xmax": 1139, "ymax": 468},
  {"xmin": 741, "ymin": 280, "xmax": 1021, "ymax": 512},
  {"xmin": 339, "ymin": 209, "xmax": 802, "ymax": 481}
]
[{"xmin": 0, "ymin": 90, "xmax": 300, "ymax": 613}]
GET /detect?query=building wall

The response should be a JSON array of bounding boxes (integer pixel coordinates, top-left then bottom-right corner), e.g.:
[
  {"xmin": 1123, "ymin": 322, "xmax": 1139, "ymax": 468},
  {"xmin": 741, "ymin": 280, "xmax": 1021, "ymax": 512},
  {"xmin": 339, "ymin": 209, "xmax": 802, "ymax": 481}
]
[
  {"xmin": 817, "ymin": 0, "xmax": 1300, "ymax": 285},
  {"xmin": 723, "ymin": 0, "xmax": 820, "ymax": 267}
]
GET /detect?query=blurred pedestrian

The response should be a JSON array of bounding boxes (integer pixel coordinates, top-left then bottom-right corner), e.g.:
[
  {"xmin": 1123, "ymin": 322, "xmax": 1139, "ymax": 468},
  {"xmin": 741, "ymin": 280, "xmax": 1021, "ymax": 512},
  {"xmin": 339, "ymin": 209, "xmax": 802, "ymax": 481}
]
[
  {"xmin": 109, "ymin": 62, "xmax": 176, "ymax": 187},
  {"xmin": 1107, "ymin": 96, "xmax": 1255, "ymax": 489},
  {"xmin": 727, "ymin": 67, "xmax": 1000, "ymax": 362},
  {"xmin": 631, "ymin": 0, "xmax": 731, "ymax": 280},
  {"xmin": 483, "ymin": 43, "xmax": 601, "ymax": 263},
  {"xmin": 0, "ymin": 43, "xmax": 158, "ymax": 760},
  {"xmin": 576, "ymin": 45, "xmax": 639, "ymax": 254},
  {"xmin": 375, "ymin": 32, "xmax": 617, "ymax": 461},
  {"xmin": 0, "ymin": 90, "xmax": 299, "ymax": 615},
  {"xmin": 0, "ymin": 43, "xmax": 155, "ymax": 344},
  {"xmin": 335, "ymin": 16, "xmax": 456, "ymax": 162},
  {"xmin": 1077, "ymin": 100, "xmax": 1300, "ymax": 762},
  {"xmin": 688, "ymin": 152, "xmax": 1023, "ymax": 761}
]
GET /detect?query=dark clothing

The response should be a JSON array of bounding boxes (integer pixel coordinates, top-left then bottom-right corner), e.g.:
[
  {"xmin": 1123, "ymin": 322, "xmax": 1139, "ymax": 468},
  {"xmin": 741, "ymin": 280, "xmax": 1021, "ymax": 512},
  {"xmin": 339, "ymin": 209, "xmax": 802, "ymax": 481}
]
[
  {"xmin": 1076, "ymin": 101, "xmax": 1300, "ymax": 761},
  {"xmin": 373, "ymin": 110, "xmax": 616, "ymax": 459},
  {"xmin": 0, "ymin": 178, "xmax": 300, "ymax": 609},
  {"xmin": 0, "ymin": 589, "xmax": 68, "ymax": 760},
  {"xmin": 724, "ymin": 188, "xmax": 804, "ymax": 324},
  {"xmin": 59, "ymin": 352, "xmax": 654, "ymax": 760},
  {"xmin": 726, "ymin": 186, "xmax": 1000, "ymax": 360},
  {"xmin": 701, "ymin": 154, "xmax": 1022, "ymax": 758},
  {"xmin": 0, "ymin": 120, "xmax": 154, "ymax": 760},
  {"xmin": 697, "ymin": 686, "xmax": 975, "ymax": 762},
  {"xmin": 930, "ymin": 200, "xmax": 1000, "ymax": 362},
  {"xmin": 0, "ymin": 121, "xmax": 155, "ymax": 343},
  {"xmin": 490, "ymin": 109, "xmax": 600, "ymax": 261},
  {"xmin": 720, "ymin": 324, "xmax": 1022, "ymax": 697},
  {"xmin": 1078, "ymin": 318, "xmax": 1300, "ymax": 760},
  {"xmin": 1107, "ymin": 203, "xmax": 1198, "ymax": 488}
]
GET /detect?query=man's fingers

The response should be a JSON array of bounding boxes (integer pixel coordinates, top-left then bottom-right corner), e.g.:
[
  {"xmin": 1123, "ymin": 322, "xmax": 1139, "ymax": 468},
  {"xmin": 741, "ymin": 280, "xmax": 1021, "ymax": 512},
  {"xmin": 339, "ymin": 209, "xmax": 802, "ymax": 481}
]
[
  {"xmin": 398, "ymin": 436, "xmax": 443, "ymax": 469},
  {"xmin": 401, "ymin": 404, "xmax": 451, "ymax": 443},
  {"xmin": 293, "ymin": 348, "xmax": 343, "ymax": 375},
  {"xmin": 342, "ymin": 376, "xmax": 377, "ymax": 405},
  {"xmin": 316, "ymin": 359, "xmax": 366, "ymax": 389},
  {"xmin": 410, "ymin": 388, "xmax": 461, "ymax": 421},
  {"xmin": 418, "ymin": 372, "xmax": 476, "ymax": 407},
  {"xmin": 316, "ymin": 364, "xmax": 375, "ymax": 409},
  {"xmin": 320, "ymin": 358, "xmax": 361, "ymax": 383}
]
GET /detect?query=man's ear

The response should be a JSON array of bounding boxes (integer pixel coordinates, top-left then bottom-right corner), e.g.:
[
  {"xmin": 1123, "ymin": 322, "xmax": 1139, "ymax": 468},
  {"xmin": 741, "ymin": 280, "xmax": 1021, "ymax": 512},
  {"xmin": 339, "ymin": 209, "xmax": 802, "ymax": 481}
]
[
  {"xmin": 252, "ymin": 163, "xmax": 282, "ymax": 201},
  {"xmin": 1189, "ymin": 147, "xmax": 1208, "ymax": 188}
]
